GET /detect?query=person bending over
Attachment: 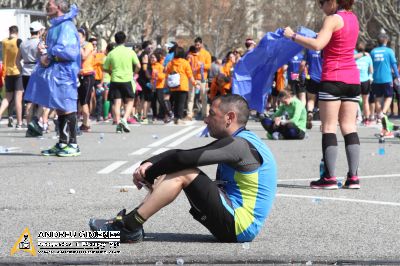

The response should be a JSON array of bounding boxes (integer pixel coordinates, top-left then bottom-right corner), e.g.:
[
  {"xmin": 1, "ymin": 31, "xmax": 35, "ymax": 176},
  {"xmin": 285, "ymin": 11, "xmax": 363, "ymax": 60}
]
[
  {"xmin": 261, "ymin": 90, "xmax": 307, "ymax": 140},
  {"xmin": 89, "ymin": 94, "xmax": 277, "ymax": 243}
]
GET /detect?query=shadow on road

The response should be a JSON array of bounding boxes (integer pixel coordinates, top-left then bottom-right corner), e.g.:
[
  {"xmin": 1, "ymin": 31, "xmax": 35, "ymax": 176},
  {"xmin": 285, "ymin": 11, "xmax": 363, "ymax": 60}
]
[
  {"xmin": 277, "ymin": 183, "xmax": 310, "ymax": 189},
  {"xmin": 144, "ymin": 232, "xmax": 216, "ymax": 243}
]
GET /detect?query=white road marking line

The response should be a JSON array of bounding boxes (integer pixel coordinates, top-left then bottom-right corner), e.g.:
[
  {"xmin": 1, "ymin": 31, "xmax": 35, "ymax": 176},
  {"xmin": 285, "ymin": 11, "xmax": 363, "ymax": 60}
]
[
  {"xmin": 130, "ymin": 147, "xmax": 151, "ymax": 156},
  {"xmin": 148, "ymin": 126, "xmax": 196, "ymax": 148},
  {"xmin": 152, "ymin": 148, "xmax": 169, "ymax": 155},
  {"xmin": 120, "ymin": 161, "xmax": 141, "ymax": 175},
  {"xmin": 167, "ymin": 127, "xmax": 205, "ymax": 147},
  {"xmin": 278, "ymin": 173, "xmax": 400, "ymax": 182},
  {"xmin": 97, "ymin": 161, "xmax": 128, "ymax": 174},
  {"xmin": 277, "ymin": 193, "xmax": 400, "ymax": 207}
]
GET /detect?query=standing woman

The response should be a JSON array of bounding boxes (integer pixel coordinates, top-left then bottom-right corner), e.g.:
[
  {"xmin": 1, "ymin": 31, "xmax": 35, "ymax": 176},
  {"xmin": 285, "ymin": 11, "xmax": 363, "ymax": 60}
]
[
  {"xmin": 165, "ymin": 47, "xmax": 197, "ymax": 125},
  {"xmin": 284, "ymin": 0, "xmax": 361, "ymax": 189},
  {"xmin": 150, "ymin": 52, "xmax": 170, "ymax": 123}
]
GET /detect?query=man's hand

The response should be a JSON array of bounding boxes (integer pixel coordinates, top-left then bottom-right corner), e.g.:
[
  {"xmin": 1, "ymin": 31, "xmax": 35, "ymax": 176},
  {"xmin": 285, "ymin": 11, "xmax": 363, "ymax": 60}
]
[
  {"xmin": 133, "ymin": 162, "xmax": 153, "ymax": 190},
  {"xmin": 40, "ymin": 55, "xmax": 50, "ymax": 67},
  {"xmin": 274, "ymin": 117, "xmax": 281, "ymax": 126}
]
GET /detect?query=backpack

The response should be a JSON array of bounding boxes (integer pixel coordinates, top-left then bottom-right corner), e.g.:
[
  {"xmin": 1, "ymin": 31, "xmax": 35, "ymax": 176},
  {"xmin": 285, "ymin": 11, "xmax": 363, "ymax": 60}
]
[{"xmin": 167, "ymin": 65, "xmax": 180, "ymax": 88}]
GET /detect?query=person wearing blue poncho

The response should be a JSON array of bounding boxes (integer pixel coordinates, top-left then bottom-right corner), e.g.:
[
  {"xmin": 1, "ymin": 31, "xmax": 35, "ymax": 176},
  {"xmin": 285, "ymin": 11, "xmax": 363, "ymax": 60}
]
[{"xmin": 24, "ymin": 0, "xmax": 81, "ymax": 157}]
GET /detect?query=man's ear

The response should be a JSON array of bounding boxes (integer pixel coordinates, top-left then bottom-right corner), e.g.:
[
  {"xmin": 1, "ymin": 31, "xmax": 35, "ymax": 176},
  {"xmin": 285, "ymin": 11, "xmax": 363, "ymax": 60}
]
[{"xmin": 226, "ymin": 111, "xmax": 236, "ymax": 123}]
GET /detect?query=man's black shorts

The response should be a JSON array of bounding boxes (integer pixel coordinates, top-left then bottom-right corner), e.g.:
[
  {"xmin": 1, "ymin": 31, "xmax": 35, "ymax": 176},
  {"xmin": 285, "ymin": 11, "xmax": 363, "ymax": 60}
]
[
  {"xmin": 78, "ymin": 74, "xmax": 95, "ymax": 105},
  {"xmin": 319, "ymin": 81, "xmax": 361, "ymax": 102},
  {"xmin": 142, "ymin": 88, "xmax": 154, "ymax": 102},
  {"xmin": 183, "ymin": 171, "xmax": 237, "ymax": 242},
  {"xmin": 5, "ymin": 75, "xmax": 23, "ymax": 92},
  {"xmin": 360, "ymin": 80, "xmax": 371, "ymax": 95},
  {"xmin": 109, "ymin": 81, "xmax": 135, "ymax": 101},
  {"xmin": 371, "ymin": 82, "xmax": 393, "ymax": 98},
  {"xmin": 305, "ymin": 79, "xmax": 320, "ymax": 95}
]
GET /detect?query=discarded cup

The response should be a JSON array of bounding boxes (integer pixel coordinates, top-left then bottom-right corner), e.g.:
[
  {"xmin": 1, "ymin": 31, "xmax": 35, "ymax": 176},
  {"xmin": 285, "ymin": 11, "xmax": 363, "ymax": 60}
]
[
  {"xmin": 99, "ymin": 133, "xmax": 105, "ymax": 140},
  {"xmin": 176, "ymin": 258, "xmax": 184, "ymax": 265},
  {"xmin": 337, "ymin": 181, "xmax": 343, "ymax": 188}
]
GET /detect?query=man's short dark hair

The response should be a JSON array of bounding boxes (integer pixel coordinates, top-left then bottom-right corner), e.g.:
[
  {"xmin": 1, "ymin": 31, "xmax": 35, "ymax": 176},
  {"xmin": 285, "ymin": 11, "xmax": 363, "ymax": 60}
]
[
  {"xmin": 54, "ymin": 0, "xmax": 70, "ymax": 13},
  {"xmin": 142, "ymin": 40, "xmax": 151, "ymax": 50},
  {"xmin": 174, "ymin": 47, "xmax": 185, "ymax": 59},
  {"xmin": 194, "ymin": 37, "xmax": 202, "ymax": 44},
  {"xmin": 9, "ymin": 25, "xmax": 18, "ymax": 34},
  {"xmin": 215, "ymin": 94, "xmax": 250, "ymax": 126},
  {"xmin": 114, "ymin": 31, "xmax": 126, "ymax": 44}
]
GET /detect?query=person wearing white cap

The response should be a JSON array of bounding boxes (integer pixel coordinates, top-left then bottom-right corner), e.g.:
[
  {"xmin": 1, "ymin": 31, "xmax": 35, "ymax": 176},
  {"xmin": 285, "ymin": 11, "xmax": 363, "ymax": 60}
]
[{"xmin": 16, "ymin": 21, "xmax": 46, "ymax": 134}]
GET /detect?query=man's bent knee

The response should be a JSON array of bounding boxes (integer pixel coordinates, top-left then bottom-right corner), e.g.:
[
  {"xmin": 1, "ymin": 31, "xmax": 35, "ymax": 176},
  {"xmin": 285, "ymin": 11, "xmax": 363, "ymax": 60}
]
[{"xmin": 169, "ymin": 168, "xmax": 201, "ymax": 188}]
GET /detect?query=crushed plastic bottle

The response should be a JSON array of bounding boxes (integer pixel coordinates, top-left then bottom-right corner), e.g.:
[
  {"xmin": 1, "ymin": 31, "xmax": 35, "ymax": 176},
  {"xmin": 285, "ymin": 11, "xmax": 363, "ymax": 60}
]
[
  {"xmin": 306, "ymin": 261, "xmax": 313, "ymax": 265},
  {"xmin": 176, "ymin": 258, "xmax": 184, "ymax": 265},
  {"xmin": 337, "ymin": 180, "xmax": 343, "ymax": 188}
]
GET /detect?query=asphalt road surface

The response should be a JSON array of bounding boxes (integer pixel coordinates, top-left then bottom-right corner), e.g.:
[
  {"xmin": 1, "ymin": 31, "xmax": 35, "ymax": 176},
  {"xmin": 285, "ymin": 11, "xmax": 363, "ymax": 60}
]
[{"xmin": 1, "ymin": 118, "xmax": 399, "ymax": 265}]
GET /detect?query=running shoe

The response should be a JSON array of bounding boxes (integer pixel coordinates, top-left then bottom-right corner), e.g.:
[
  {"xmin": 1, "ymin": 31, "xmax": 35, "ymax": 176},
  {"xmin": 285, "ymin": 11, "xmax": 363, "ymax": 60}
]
[
  {"xmin": 41, "ymin": 143, "xmax": 65, "ymax": 156},
  {"xmin": 57, "ymin": 144, "xmax": 81, "ymax": 157},
  {"xmin": 140, "ymin": 118, "xmax": 149, "ymax": 125},
  {"xmin": 119, "ymin": 118, "xmax": 130, "ymax": 133},
  {"xmin": 310, "ymin": 177, "xmax": 338, "ymax": 190},
  {"xmin": 362, "ymin": 118, "xmax": 371, "ymax": 126},
  {"xmin": 343, "ymin": 174, "xmax": 360, "ymax": 189},
  {"xmin": 79, "ymin": 124, "xmax": 91, "ymax": 132},
  {"xmin": 15, "ymin": 124, "xmax": 27, "ymax": 130},
  {"xmin": 380, "ymin": 129, "xmax": 394, "ymax": 139},
  {"xmin": 127, "ymin": 117, "xmax": 137, "ymax": 124},
  {"xmin": 89, "ymin": 209, "xmax": 144, "ymax": 243},
  {"xmin": 116, "ymin": 124, "xmax": 123, "ymax": 133},
  {"xmin": 266, "ymin": 132, "xmax": 273, "ymax": 140},
  {"xmin": 7, "ymin": 117, "xmax": 13, "ymax": 127}
]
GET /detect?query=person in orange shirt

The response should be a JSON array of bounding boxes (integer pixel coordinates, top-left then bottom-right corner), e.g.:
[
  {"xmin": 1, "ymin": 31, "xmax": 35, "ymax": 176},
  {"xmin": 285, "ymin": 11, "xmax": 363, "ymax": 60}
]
[
  {"xmin": 165, "ymin": 47, "xmax": 198, "ymax": 125},
  {"xmin": 150, "ymin": 52, "xmax": 170, "ymax": 123},
  {"xmin": 90, "ymin": 37, "xmax": 106, "ymax": 122},
  {"xmin": 186, "ymin": 37, "xmax": 211, "ymax": 120},
  {"xmin": 77, "ymin": 28, "xmax": 95, "ymax": 132}
]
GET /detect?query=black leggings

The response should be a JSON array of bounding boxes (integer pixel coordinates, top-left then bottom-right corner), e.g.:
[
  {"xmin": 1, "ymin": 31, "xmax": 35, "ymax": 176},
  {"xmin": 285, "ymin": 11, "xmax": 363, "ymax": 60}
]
[
  {"xmin": 172, "ymin": 91, "xmax": 188, "ymax": 119},
  {"xmin": 153, "ymin": 89, "xmax": 169, "ymax": 118},
  {"xmin": 261, "ymin": 118, "xmax": 305, "ymax": 140}
]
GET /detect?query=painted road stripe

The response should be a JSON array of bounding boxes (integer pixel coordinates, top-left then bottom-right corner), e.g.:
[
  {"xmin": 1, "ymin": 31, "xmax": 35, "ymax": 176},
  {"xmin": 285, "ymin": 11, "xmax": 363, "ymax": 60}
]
[
  {"xmin": 120, "ymin": 161, "xmax": 141, "ymax": 175},
  {"xmin": 130, "ymin": 147, "xmax": 151, "ymax": 156},
  {"xmin": 97, "ymin": 161, "xmax": 128, "ymax": 174},
  {"xmin": 277, "ymin": 193, "xmax": 400, "ymax": 207},
  {"xmin": 167, "ymin": 127, "xmax": 205, "ymax": 147},
  {"xmin": 148, "ymin": 126, "xmax": 196, "ymax": 148},
  {"xmin": 152, "ymin": 148, "xmax": 169, "ymax": 155},
  {"xmin": 278, "ymin": 173, "xmax": 400, "ymax": 182}
]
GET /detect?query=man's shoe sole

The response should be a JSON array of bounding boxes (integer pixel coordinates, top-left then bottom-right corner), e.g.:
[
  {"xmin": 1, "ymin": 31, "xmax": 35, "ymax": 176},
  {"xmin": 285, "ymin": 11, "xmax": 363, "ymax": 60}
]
[
  {"xmin": 343, "ymin": 184, "xmax": 360, "ymax": 189},
  {"xmin": 57, "ymin": 152, "xmax": 81, "ymax": 157},
  {"xmin": 88, "ymin": 219, "xmax": 143, "ymax": 243}
]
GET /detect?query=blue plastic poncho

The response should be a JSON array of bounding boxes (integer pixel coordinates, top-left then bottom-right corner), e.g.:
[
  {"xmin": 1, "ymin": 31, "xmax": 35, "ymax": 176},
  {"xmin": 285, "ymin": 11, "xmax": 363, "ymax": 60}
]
[
  {"xmin": 24, "ymin": 5, "xmax": 80, "ymax": 112},
  {"xmin": 232, "ymin": 27, "xmax": 316, "ymax": 112}
]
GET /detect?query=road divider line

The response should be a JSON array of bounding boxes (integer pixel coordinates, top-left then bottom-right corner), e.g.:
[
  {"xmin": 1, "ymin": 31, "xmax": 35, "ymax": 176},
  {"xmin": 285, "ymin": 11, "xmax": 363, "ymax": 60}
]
[
  {"xmin": 277, "ymin": 193, "xmax": 400, "ymax": 207},
  {"xmin": 152, "ymin": 148, "xmax": 170, "ymax": 155},
  {"xmin": 97, "ymin": 161, "xmax": 128, "ymax": 174},
  {"xmin": 167, "ymin": 127, "xmax": 205, "ymax": 147},
  {"xmin": 148, "ymin": 126, "xmax": 196, "ymax": 148},
  {"xmin": 120, "ymin": 161, "xmax": 142, "ymax": 175},
  {"xmin": 130, "ymin": 147, "xmax": 151, "ymax": 156}
]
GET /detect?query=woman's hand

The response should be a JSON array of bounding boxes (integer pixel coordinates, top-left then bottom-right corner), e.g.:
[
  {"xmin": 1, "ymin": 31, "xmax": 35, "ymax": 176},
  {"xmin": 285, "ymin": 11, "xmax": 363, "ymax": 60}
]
[{"xmin": 283, "ymin": 27, "xmax": 295, "ymax": 39}]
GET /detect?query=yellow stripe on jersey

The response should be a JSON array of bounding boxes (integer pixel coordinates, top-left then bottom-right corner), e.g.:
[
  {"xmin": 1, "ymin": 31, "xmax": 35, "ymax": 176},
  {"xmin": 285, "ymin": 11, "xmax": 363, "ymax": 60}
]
[{"xmin": 233, "ymin": 171, "xmax": 259, "ymax": 235}]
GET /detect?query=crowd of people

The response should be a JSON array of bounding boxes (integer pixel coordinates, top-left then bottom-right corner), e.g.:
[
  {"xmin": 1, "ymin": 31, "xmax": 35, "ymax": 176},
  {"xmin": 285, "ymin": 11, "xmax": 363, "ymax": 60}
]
[{"xmin": 0, "ymin": 0, "xmax": 399, "ymax": 244}]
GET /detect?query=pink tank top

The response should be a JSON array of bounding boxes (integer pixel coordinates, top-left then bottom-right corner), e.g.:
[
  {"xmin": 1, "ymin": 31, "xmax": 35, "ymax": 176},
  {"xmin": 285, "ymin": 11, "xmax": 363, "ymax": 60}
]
[{"xmin": 321, "ymin": 10, "xmax": 360, "ymax": 84}]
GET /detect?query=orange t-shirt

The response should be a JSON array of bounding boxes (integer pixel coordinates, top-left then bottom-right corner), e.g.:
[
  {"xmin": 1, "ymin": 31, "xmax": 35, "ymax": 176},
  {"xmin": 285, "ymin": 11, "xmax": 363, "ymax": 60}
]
[
  {"xmin": 151, "ymin": 62, "xmax": 165, "ymax": 89},
  {"xmin": 165, "ymin": 58, "xmax": 193, "ymax": 92},
  {"xmin": 188, "ymin": 49, "xmax": 212, "ymax": 80},
  {"xmin": 80, "ymin": 41, "xmax": 95, "ymax": 75},
  {"xmin": 93, "ymin": 52, "xmax": 105, "ymax": 80}
]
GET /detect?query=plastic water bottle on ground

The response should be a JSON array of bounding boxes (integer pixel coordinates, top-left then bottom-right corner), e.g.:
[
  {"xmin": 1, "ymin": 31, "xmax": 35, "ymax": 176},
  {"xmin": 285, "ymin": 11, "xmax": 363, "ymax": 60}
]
[{"xmin": 378, "ymin": 137, "xmax": 385, "ymax": 155}]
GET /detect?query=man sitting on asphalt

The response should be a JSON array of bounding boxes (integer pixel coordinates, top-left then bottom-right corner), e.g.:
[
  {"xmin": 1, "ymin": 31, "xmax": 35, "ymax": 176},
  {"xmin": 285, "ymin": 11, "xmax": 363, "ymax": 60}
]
[{"xmin": 89, "ymin": 94, "xmax": 277, "ymax": 243}]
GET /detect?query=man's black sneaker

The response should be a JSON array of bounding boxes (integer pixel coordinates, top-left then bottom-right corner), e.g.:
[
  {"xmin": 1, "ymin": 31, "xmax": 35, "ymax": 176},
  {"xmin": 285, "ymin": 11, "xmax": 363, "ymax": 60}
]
[
  {"xmin": 89, "ymin": 209, "xmax": 144, "ymax": 243},
  {"xmin": 8, "ymin": 117, "xmax": 13, "ymax": 127},
  {"xmin": 28, "ymin": 119, "xmax": 43, "ymax": 136},
  {"xmin": 310, "ymin": 177, "xmax": 338, "ymax": 189},
  {"xmin": 343, "ymin": 174, "xmax": 360, "ymax": 189},
  {"xmin": 306, "ymin": 113, "xmax": 313, "ymax": 129}
]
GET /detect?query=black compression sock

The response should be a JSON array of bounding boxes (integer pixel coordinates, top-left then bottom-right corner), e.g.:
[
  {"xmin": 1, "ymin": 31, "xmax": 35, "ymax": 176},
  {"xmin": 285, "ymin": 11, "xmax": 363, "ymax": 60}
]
[
  {"xmin": 65, "ymin": 113, "xmax": 77, "ymax": 144},
  {"xmin": 123, "ymin": 208, "xmax": 146, "ymax": 231},
  {"xmin": 58, "ymin": 115, "xmax": 68, "ymax": 144}
]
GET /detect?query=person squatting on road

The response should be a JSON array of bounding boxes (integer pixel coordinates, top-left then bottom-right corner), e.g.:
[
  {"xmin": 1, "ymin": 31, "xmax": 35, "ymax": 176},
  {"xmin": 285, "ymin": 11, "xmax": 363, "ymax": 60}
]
[
  {"xmin": 284, "ymin": 0, "xmax": 361, "ymax": 189},
  {"xmin": 261, "ymin": 89, "xmax": 307, "ymax": 140},
  {"xmin": 89, "ymin": 94, "xmax": 277, "ymax": 243},
  {"xmin": 24, "ymin": 0, "xmax": 81, "ymax": 157}
]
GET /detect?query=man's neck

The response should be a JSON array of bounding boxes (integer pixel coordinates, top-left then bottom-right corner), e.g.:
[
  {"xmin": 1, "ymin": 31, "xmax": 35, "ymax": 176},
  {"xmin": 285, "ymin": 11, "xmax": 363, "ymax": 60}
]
[{"xmin": 9, "ymin": 34, "xmax": 17, "ymax": 39}]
